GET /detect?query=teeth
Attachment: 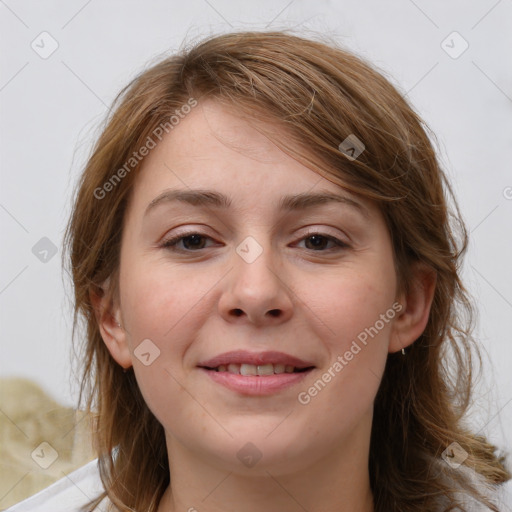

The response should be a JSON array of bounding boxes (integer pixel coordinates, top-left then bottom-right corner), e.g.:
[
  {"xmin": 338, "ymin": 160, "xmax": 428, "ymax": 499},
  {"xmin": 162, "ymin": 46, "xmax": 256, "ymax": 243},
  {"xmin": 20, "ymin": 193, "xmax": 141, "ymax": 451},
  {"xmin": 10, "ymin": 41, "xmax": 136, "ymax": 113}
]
[
  {"xmin": 274, "ymin": 364, "xmax": 286, "ymax": 374},
  {"xmin": 240, "ymin": 364, "xmax": 257, "ymax": 376},
  {"xmin": 214, "ymin": 363, "xmax": 303, "ymax": 375},
  {"xmin": 227, "ymin": 364, "xmax": 239, "ymax": 374},
  {"xmin": 257, "ymin": 364, "xmax": 274, "ymax": 376}
]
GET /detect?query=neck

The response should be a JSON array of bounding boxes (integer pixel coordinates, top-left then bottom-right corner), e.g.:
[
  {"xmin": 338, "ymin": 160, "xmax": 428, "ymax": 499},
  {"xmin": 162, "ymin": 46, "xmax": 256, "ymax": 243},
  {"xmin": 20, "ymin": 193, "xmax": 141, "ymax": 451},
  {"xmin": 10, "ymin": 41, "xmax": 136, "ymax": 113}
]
[{"xmin": 157, "ymin": 413, "xmax": 375, "ymax": 512}]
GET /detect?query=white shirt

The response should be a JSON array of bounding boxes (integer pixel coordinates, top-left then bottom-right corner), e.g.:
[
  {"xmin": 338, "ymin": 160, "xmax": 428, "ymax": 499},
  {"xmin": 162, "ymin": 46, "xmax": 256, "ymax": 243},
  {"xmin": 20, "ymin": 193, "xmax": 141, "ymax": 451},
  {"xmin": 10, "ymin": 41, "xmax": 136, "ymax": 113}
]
[
  {"xmin": 5, "ymin": 458, "xmax": 512, "ymax": 511},
  {"xmin": 4, "ymin": 459, "xmax": 109, "ymax": 512}
]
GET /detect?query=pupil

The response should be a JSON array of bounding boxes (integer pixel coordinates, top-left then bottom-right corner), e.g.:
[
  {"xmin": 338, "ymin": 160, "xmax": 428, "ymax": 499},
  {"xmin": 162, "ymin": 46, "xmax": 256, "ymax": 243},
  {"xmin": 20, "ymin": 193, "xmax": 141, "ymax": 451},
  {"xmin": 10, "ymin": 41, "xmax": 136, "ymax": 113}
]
[
  {"xmin": 306, "ymin": 235, "xmax": 327, "ymax": 250},
  {"xmin": 184, "ymin": 235, "xmax": 205, "ymax": 249}
]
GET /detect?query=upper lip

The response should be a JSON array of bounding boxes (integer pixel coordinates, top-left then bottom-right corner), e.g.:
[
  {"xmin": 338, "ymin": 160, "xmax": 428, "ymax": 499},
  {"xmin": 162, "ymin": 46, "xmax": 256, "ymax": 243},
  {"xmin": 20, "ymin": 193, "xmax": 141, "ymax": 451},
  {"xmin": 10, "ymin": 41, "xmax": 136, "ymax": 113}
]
[{"xmin": 197, "ymin": 350, "xmax": 315, "ymax": 369}]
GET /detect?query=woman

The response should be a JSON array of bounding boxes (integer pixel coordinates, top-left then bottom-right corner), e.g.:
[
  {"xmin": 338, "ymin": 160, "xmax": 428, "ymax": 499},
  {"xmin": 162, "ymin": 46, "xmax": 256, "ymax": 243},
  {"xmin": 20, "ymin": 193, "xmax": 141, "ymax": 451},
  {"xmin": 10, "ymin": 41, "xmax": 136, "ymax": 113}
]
[{"xmin": 10, "ymin": 30, "xmax": 510, "ymax": 512}]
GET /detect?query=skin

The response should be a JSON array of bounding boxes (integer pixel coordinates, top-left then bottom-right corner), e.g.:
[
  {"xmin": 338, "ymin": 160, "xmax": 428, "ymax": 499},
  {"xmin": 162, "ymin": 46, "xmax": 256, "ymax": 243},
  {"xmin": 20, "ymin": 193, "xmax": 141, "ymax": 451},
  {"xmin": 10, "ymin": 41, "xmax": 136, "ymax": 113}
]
[{"xmin": 94, "ymin": 99, "xmax": 436, "ymax": 512}]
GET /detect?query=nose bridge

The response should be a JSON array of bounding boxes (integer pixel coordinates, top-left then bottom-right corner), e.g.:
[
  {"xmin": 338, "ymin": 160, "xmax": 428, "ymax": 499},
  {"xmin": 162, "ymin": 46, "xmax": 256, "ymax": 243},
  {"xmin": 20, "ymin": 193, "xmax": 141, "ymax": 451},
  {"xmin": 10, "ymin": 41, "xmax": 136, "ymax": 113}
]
[
  {"xmin": 220, "ymin": 232, "xmax": 293, "ymax": 324},
  {"xmin": 233, "ymin": 233, "xmax": 280, "ymax": 297}
]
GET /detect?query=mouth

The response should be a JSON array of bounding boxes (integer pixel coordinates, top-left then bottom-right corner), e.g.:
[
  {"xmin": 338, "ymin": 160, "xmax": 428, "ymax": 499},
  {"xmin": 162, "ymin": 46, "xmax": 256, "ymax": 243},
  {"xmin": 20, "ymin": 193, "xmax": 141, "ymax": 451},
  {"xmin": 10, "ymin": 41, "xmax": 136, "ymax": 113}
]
[
  {"xmin": 200, "ymin": 363, "xmax": 314, "ymax": 376},
  {"xmin": 196, "ymin": 350, "xmax": 315, "ymax": 395},
  {"xmin": 197, "ymin": 350, "xmax": 316, "ymax": 376}
]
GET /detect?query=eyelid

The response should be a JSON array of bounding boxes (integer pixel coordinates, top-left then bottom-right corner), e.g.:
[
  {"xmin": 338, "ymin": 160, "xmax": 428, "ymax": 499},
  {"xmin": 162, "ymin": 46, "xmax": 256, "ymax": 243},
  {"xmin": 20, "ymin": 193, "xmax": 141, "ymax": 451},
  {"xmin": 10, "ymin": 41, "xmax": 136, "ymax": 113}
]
[
  {"xmin": 299, "ymin": 225, "xmax": 350, "ymax": 242},
  {"xmin": 159, "ymin": 224, "xmax": 215, "ymax": 242}
]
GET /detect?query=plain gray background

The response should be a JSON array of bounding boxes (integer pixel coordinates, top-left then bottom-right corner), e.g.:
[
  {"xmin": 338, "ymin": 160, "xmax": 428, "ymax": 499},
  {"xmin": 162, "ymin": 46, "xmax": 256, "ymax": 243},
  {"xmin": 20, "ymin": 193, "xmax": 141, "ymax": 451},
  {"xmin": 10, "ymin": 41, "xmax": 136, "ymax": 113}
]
[{"xmin": 1, "ymin": 0, "xmax": 511, "ymax": 489}]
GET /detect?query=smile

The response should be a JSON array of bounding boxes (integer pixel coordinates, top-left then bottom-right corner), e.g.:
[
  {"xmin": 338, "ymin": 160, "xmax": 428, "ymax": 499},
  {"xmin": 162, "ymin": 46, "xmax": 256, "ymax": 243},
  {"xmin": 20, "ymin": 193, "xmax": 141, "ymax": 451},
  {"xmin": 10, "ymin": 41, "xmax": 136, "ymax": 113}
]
[
  {"xmin": 198, "ymin": 365, "xmax": 314, "ymax": 396},
  {"xmin": 204, "ymin": 363, "xmax": 312, "ymax": 375}
]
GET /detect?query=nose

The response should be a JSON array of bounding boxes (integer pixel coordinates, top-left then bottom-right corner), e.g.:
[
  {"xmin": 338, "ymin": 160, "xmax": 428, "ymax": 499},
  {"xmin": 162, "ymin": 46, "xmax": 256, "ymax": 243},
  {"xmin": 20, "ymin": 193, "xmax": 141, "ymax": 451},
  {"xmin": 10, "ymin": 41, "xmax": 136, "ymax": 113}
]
[{"xmin": 218, "ymin": 237, "xmax": 294, "ymax": 327}]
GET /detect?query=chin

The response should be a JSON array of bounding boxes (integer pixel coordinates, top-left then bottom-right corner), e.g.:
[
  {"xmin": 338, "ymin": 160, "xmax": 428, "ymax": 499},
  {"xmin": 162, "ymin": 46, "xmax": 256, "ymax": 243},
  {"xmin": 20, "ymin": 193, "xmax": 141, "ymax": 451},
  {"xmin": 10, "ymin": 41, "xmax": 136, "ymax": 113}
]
[{"xmin": 194, "ymin": 428, "xmax": 316, "ymax": 476}]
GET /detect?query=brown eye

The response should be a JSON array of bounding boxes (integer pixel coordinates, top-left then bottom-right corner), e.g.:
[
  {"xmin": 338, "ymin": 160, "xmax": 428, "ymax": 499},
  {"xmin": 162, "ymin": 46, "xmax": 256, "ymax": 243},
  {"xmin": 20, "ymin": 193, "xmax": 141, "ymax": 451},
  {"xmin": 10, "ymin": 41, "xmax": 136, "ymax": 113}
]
[
  {"xmin": 298, "ymin": 234, "xmax": 349, "ymax": 251},
  {"xmin": 161, "ymin": 233, "xmax": 213, "ymax": 251}
]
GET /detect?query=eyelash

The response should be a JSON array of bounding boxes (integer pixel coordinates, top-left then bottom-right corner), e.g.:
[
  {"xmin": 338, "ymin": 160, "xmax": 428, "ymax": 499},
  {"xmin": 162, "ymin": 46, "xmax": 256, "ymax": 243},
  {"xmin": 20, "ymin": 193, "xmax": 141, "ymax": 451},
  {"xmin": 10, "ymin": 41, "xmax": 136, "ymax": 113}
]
[{"xmin": 160, "ymin": 231, "xmax": 350, "ymax": 253}]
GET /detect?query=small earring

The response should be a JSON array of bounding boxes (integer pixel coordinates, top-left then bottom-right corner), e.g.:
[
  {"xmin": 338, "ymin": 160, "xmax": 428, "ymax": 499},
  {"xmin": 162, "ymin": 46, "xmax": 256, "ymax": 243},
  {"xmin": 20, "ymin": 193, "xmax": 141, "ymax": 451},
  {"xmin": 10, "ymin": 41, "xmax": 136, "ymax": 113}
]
[{"xmin": 401, "ymin": 348, "xmax": 406, "ymax": 355}]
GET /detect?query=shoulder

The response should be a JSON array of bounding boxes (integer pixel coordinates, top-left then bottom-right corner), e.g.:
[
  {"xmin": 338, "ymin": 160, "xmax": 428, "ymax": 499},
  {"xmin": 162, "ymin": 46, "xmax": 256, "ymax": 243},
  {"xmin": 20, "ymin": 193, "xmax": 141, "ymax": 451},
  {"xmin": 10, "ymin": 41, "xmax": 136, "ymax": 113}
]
[{"xmin": 4, "ymin": 458, "xmax": 110, "ymax": 512}]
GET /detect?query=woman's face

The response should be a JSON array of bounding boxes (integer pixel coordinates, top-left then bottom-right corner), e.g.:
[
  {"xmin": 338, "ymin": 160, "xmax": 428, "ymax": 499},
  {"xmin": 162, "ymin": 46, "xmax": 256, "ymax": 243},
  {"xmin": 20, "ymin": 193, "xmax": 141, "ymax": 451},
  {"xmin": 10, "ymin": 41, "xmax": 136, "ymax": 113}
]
[{"xmin": 108, "ymin": 99, "xmax": 405, "ymax": 475}]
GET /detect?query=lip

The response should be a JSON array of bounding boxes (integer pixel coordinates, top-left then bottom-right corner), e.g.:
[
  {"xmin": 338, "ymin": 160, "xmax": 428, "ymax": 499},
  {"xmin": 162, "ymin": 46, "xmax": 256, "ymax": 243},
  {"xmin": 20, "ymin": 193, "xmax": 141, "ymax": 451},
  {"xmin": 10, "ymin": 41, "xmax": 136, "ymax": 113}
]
[
  {"xmin": 197, "ymin": 350, "xmax": 315, "ymax": 369},
  {"xmin": 199, "ymin": 367, "xmax": 314, "ymax": 396}
]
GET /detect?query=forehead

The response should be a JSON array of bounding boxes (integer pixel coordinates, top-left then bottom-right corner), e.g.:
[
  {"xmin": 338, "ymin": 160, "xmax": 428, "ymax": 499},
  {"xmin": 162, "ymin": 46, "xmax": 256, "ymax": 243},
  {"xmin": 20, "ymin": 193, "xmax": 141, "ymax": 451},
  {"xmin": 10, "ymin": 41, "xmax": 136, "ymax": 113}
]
[
  {"xmin": 141, "ymin": 100, "xmax": 307, "ymax": 183},
  {"xmin": 125, "ymin": 99, "xmax": 374, "ymax": 220}
]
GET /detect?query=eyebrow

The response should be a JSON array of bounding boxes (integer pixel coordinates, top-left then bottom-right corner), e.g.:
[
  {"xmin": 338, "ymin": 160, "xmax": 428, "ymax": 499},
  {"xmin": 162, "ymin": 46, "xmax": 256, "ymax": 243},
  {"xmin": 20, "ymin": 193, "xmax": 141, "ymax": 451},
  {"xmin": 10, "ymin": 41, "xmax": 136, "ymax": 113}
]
[{"xmin": 144, "ymin": 189, "xmax": 369, "ymax": 218}]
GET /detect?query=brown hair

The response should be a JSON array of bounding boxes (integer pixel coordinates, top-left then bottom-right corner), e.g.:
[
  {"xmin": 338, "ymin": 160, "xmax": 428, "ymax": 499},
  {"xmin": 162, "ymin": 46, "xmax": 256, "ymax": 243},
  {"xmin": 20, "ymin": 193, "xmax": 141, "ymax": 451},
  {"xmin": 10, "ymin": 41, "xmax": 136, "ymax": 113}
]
[{"xmin": 63, "ymin": 30, "xmax": 511, "ymax": 511}]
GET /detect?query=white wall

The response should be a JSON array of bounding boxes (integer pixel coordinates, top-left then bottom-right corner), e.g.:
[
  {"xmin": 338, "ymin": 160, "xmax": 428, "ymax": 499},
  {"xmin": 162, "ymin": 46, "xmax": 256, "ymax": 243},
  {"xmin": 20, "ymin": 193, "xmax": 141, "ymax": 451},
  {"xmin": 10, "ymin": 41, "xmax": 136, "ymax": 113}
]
[{"xmin": 1, "ymin": 0, "xmax": 511, "ymax": 461}]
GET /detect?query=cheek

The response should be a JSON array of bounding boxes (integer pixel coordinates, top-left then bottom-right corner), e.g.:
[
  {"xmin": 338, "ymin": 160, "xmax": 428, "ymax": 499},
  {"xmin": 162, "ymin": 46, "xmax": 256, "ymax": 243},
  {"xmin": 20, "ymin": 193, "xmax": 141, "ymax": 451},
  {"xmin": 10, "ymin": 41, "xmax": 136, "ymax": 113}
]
[
  {"xmin": 297, "ymin": 266, "xmax": 396, "ymax": 416},
  {"xmin": 309, "ymin": 265, "xmax": 397, "ymax": 350},
  {"xmin": 118, "ymin": 258, "xmax": 224, "ymax": 414},
  {"xmin": 119, "ymin": 258, "xmax": 214, "ymax": 345},
  {"xmin": 118, "ymin": 260, "xmax": 206, "ymax": 431}
]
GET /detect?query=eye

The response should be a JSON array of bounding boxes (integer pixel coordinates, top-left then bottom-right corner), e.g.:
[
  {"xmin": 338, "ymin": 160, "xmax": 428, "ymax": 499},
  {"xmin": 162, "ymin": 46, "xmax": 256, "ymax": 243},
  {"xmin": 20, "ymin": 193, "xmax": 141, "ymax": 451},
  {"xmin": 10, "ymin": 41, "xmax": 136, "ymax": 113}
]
[
  {"xmin": 295, "ymin": 233, "xmax": 350, "ymax": 252},
  {"xmin": 160, "ymin": 232, "xmax": 216, "ymax": 252},
  {"xmin": 160, "ymin": 231, "xmax": 350, "ymax": 253}
]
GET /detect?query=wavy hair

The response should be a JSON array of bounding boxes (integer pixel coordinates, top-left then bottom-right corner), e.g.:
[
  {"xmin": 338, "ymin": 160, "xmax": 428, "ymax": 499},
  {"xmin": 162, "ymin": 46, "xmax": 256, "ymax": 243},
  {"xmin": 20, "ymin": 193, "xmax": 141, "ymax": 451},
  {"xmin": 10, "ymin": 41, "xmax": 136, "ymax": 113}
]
[{"xmin": 63, "ymin": 30, "xmax": 511, "ymax": 511}]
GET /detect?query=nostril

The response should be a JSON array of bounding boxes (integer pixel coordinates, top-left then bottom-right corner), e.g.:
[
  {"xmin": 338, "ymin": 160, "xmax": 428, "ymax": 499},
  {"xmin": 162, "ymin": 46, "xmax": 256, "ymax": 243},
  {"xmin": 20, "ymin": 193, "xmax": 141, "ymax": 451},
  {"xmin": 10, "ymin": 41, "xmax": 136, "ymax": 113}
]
[{"xmin": 230, "ymin": 309, "xmax": 281, "ymax": 318}]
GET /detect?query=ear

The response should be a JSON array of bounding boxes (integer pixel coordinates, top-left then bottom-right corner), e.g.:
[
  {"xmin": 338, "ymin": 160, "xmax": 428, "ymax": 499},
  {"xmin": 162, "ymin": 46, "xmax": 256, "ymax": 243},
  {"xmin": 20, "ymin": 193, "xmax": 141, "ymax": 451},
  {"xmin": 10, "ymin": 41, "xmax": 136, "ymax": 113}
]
[
  {"xmin": 389, "ymin": 262, "xmax": 437, "ymax": 354},
  {"xmin": 90, "ymin": 277, "xmax": 132, "ymax": 369}
]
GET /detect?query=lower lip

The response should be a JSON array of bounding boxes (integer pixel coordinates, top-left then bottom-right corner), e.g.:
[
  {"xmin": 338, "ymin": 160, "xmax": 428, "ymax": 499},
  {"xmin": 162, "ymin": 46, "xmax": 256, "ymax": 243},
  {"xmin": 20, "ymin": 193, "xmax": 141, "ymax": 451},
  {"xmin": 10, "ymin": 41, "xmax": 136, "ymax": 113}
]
[{"xmin": 199, "ymin": 368, "xmax": 313, "ymax": 396}]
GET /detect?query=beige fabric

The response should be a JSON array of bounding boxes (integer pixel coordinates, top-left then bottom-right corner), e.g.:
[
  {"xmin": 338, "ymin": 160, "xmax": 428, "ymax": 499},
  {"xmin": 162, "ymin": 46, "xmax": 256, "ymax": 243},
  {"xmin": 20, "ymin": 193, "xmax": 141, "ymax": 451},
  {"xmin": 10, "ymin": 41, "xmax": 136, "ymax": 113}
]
[{"xmin": 0, "ymin": 377, "xmax": 96, "ymax": 510}]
